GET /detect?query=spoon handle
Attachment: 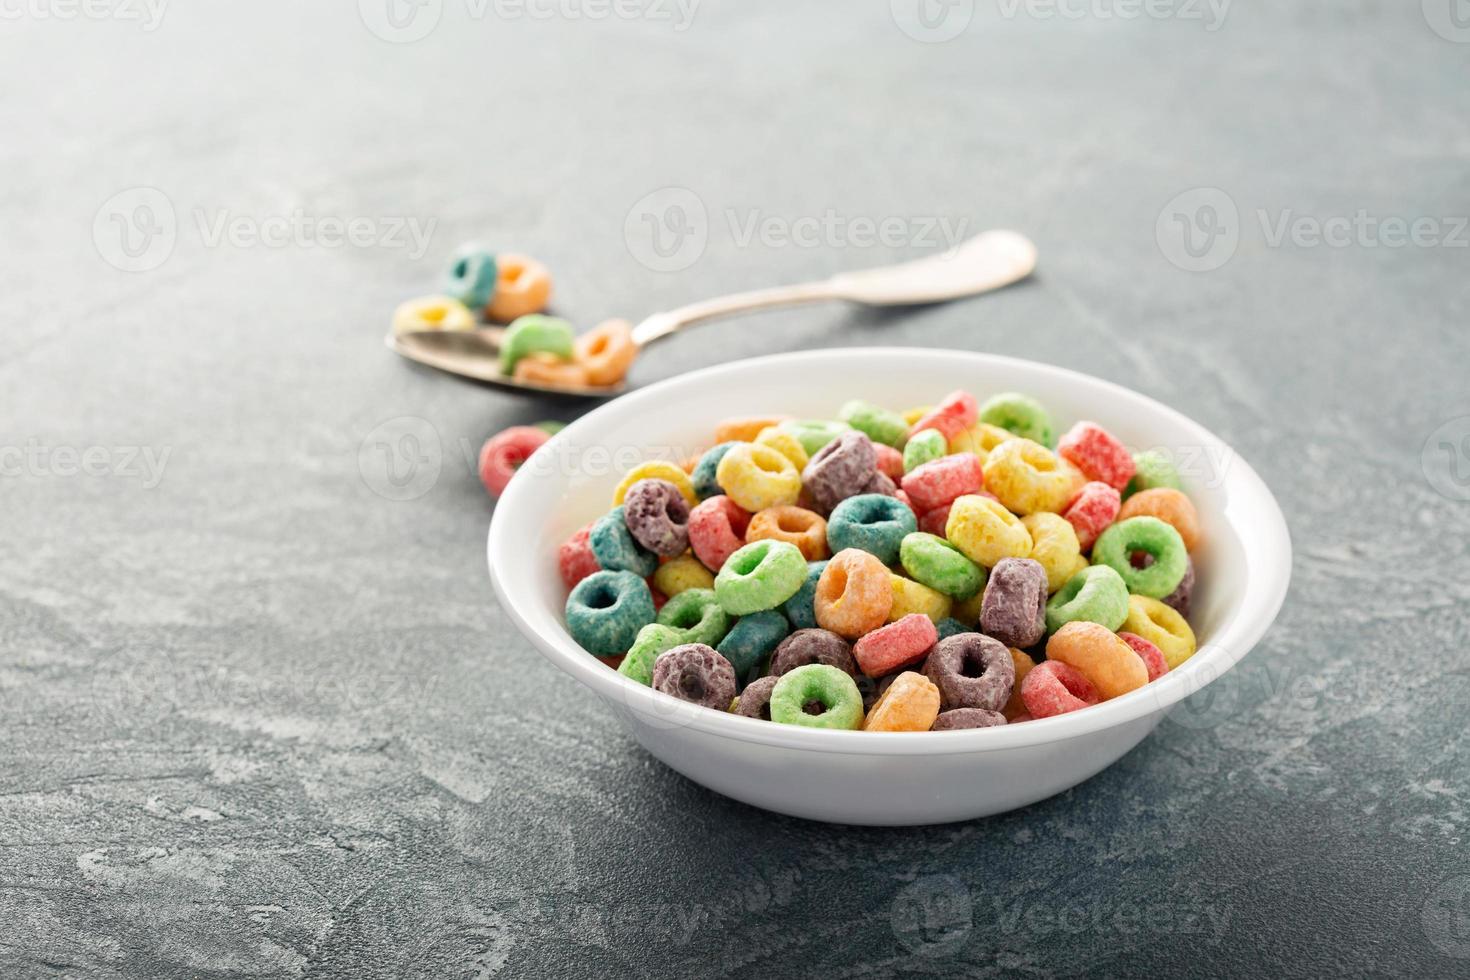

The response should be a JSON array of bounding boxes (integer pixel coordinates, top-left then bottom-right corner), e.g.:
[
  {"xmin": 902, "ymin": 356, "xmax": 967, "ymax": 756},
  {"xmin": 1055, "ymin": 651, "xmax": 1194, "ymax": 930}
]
[{"xmin": 629, "ymin": 229, "xmax": 1036, "ymax": 348}]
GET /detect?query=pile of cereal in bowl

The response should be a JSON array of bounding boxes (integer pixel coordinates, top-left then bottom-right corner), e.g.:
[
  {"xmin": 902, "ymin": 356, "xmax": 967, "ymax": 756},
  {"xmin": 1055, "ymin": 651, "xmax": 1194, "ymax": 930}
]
[{"xmin": 550, "ymin": 390, "xmax": 1200, "ymax": 732}]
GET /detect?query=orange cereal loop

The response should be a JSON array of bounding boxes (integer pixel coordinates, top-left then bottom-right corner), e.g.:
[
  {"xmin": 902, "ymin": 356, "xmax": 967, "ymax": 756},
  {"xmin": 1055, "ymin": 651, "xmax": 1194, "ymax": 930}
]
[
  {"xmin": 1045, "ymin": 621, "xmax": 1148, "ymax": 701},
  {"xmin": 1118, "ymin": 487, "xmax": 1201, "ymax": 552},
  {"xmin": 815, "ymin": 548, "xmax": 893, "ymax": 638},
  {"xmin": 486, "ymin": 252, "xmax": 553, "ymax": 322},
  {"xmin": 1002, "ymin": 648, "xmax": 1036, "ymax": 720},
  {"xmin": 512, "ymin": 352, "xmax": 590, "ymax": 387},
  {"xmin": 863, "ymin": 671, "xmax": 942, "ymax": 732},
  {"xmin": 746, "ymin": 505, "xmax": 829, "ymax": 561},
  {"xmin": 573, "ymin": 319, "xmax": 638, "ymax": 387},
  {"xmin": 715, "ymin": 415, "xmax": 791, "ymax": 443}
]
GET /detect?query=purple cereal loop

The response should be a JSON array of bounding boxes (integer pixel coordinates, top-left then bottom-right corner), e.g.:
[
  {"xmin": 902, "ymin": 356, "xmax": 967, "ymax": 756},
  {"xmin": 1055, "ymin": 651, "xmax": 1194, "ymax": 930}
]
[
  {"xmin": 863, "ymin": 470, "xmax": 897, "ymax": 497},
  {"xmin": 623, "ymin": 478, "xmax": 691, "ymax": 557},
  {"xmin": 733, "ymin": 675, "xmax": 779, "ymax": 720},
  {"xmin": 1162, "ymin": 556, "xmax": 1194, "ymax": 619},
  {"xmin": 979, "ymin": 557, "xmax": 1047, "ymax": 649},
  {"xmin": 651, "ymin": 643, "xmax": 737, "ymax": 710},
  {"xmin": 802, "ymin": 431, "xmax": 878, "ymax": 513},
  {"xmin": 921, "ymin": 632, "xmax": 1015, "ymax": 712},
  {"xmin": 932, "ymin": 708, "xmax": 1007, "ymax": 730},
  {"xmin": 769, "ymin": 628, "xmax": 859, "ymax": 677}
]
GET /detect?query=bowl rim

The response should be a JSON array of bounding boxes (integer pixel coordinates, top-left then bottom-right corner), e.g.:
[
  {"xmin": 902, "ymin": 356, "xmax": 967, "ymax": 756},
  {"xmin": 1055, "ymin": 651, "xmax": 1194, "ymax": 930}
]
[{"xmin": 488, "ymin": 347, "xmax": 1292, "ymax": 757}]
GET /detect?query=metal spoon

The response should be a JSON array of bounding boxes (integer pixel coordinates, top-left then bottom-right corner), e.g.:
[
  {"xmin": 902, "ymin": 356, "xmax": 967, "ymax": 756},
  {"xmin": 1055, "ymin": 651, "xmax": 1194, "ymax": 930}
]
[{"xmin": 386, "ymin": 229, "xmax": 1038, "ymax": 397}]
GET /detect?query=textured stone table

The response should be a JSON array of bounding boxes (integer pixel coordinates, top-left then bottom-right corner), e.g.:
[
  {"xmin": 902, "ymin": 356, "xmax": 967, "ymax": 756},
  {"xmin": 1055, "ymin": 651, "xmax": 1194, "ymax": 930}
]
[{"xmin": 3, "ymin": 2, "xmax": 1467, "ymax": 976}]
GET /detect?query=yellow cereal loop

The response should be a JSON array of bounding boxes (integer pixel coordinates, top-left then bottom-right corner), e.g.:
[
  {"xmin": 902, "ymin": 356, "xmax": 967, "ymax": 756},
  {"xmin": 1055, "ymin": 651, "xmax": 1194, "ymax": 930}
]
[
  {"xmin": 982, "ymin": 438, "xmax": 1084, "ymax": 516},
  {"xmin": 652, "ymin": 553, "xmax": 715, "ymax": 597},
  {"xmin": 951, "ymin": 589, "xmax": 985, "ymax": 627},
  {"xmin": 391, "ymin": 294, "xmax": 475, "ymax": 335},
  {"xmin": 902, "ymin": 406, "xmax": 933, "ymax": 426},
  {"xmin": 612, "ymin": 461, "xmax": 697, "ymax": 507},
  {"xmin": 1022, "ymin": 512, "xmax": 1089, "ymax": 594},
  {"xmin": 945, "ymin": 495, "xmax": 1033, "ymax": 568},
  {"xmin": 949, "ymin": 422, "xmax": 1012, "ymax": 462},
  {"xmin": 1122, "ymin": 595, "xmax": 1197, "ymax": 669},
  {"xmin": 715, "ymin": 443, "xmax": 802, "ymax": 512},
  {"xmin": 888, "ymin": 574, "xmax": 953, "ymax": 624},
  {"xmin": 754, "ymin": 425, "xmax": 810, "ymax": 471}
]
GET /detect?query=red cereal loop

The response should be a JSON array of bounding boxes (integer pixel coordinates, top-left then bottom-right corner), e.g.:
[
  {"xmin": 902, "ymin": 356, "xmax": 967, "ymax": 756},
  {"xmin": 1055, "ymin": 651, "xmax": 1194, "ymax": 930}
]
[
  {"xmin": 918, "ymin": 503, "xmax": 951, "ymax": 537},
  {"xmin": 478, "ymin": 425, "xmax": 551, "ymax": 498},
  {"xmin": 687, "ymin": 496, "xmax": 751, "ymax": 572},
  {"xmin": 901, "ymin": 454, "xmax": 984, "ymax": 513},
  {"xmin": 1057, "ymin": 422, "xmax": 1135, "ymax": 491},
  {"xmin": 557, "ymin": 523, "xmax": 601, "ymax": 590},
  {"xmin": 1063, "ymin": 481, "xmax": 1122, "ymax": 552},
  {"xmin": 874, "ymin": 443, "xmax": 905, "ymax": 482},
  {"xmin": 1020, "ymin": 660, "xmax": 1101, "ymax": 718},
  {"xmin": 893, "ymin": 489, "xmax": 918, "ymax": 518},
  {"xmin": 1120, "ymin": 631, "xmax": 1169, "ymax": 682},
  {"xmin": 648, "ymin": 582, "xmax": 668, "ymax": 611},
  {"xmin": 853, "ymin": 613, "xmax": 939, "ymax": 678},
  {"xmin": 908, "ymin": 390, "xmax": 978, "ymax": 443}
]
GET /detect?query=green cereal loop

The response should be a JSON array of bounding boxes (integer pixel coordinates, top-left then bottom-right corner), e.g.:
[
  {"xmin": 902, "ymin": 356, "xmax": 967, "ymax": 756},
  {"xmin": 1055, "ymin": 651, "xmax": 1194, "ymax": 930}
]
[
  {"xmin": 716, "ymin": 610, "xmax": 790, "ymax": 681},
  {"xmin": 978, "ymin": 392, "xmax": 1055, "ymax": 448},
  {"xmin": 899, "ymin": 532, "xmax": 985, "ymax": 600},
  {"xmin": 618, "ymin": 624, "xmax": 685, "ymax": 685},
  {"xmin": 779, "ymin": 419, "xmax": 852, "ymax": 456},
  {"xmin": 534, "ymin": 420, "xmax": 565, "ymax": 435},
  {"xmin": 656, "ymin": 588, "xmax": 732, "ymax": 647},
  {"xmin": 781, "ymin": 560, "xmax": 829, "ymax": 630},
  {"xmin": 714, "ymin": 540, "xmax": 808, "ymax": 616},
  {"xmin": 1045, "ymin": 565, "xmax": 1130, "ymax": 633},
  {"xmin": 903, "ymin": 429, "xmax": 947, "ymax": 473},
  {"xmin": 498, "ymin": 314, "xmax": 575, "ymax": 374},
  {"xmin": 1091, "ymin": 516, "xmax": 1188, "ymax": 599},
  {"xmin": 769, "ymin": 663, "xmax": 864, "ymax": 730},
  {"xmin": 1124, "ymin": 449, "xmax": 1183, "ymax": 499},
  {"xmin": 838, "ymin": 400, "xmax": 908, "ymax": 448}
]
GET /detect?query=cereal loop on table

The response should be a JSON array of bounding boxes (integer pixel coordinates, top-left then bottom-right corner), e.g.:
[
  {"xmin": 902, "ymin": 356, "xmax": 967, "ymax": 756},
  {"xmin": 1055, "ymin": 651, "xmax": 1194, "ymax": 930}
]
[
  {"xmin": 652, "ymin": 644, "xmax": 737, "ymax": 711},
  {"xmin": 1062, "ymin": 481, "xmax": 1122, "ymax": 552},
  {"xmin": 687, "ymin": 496, "xmax": 751, "ymax": 573},
  {"xmin": 565, "ymin": 570, "xmax": 655, "ymax": 656},
  {"xmin": 853, "ymin": 613, "xmax": 939, "ymax": 678},
  {"xmin": 902, "ymin": 453, "xmax": 983, "ymax": 513},
  {"xmin": 1122, "ymin": 595, "xmax": 1197, "ymax": 669},
  {"xmin": 713, "ymin": 540, "xmax": 807, "ymax": 615},
  {"xmin": 769, "ymin": 663, "xmax": 865, "ymax": 730},
  {"xmin": 1118, "ymin": 487, "xmax": 1201, "ymax": 552},
  {"xmin": 982, "ymin": 438, "xmax": 1081, "ymax": 516},
  {"xmin": 746, "ymin": 505, "xmax": 829, "ymax": 561},
  {"xmin": 863, "ymin": 671, "xmax": 941, "ymax": 732},
  {"xmin": 945, "ymin": 494, "xmax": 1033, "ymax": 568},
  {"xmin": 478, "ymin": 425, "xmax": 551, "ymax": 498},
  {"xmin": 814, "ymin": 549, "xmax": 893, "ymax": 638},
  {"xmin": 1020, "ymin": 660, "xmax": 1100, "ymax": 718},
  {"xmin": 613, "ymin": 461, "xmax": 697, "ymax": 507},
  {"xmin": 921, "ymin": 632, "xmax": 1015, "ymax": 712},
  {"xmin": 486, "ymin": 253, "xmax": 553, "ymax": 322},
  {"xmin": 1046, "ymin": 621, "xmax": 1148, "ymax": 701},
  {"xmin": 572, "ymin": 318, "xmax": 637, "ymax": 387},
  {"xmin": 1092, "ymin": 516, "xmax": 1188, "ymax": 598},
  {"xmin": 1057, "ymin": 421, "xmax": 1135, "ymax": 491},
  {"xmin": 716, "ymin": 443, "xmax": 803, "ymax": 512}
]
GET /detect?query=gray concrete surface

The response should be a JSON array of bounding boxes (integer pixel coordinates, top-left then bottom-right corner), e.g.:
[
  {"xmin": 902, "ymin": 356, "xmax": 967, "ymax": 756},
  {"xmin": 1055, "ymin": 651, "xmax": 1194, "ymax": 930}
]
[{"xmin": 3, "ymin": 1, "xmax": 1468, "ymax": 976}]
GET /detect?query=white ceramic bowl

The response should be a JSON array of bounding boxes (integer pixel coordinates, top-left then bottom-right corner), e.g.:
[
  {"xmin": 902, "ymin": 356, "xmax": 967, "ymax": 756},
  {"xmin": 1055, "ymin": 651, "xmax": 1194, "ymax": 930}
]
[{"xmin": 488, "ymin": 348, "xmax": 1291, "ymax": 825}]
